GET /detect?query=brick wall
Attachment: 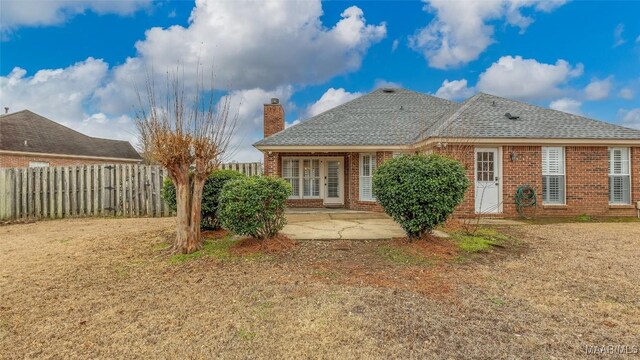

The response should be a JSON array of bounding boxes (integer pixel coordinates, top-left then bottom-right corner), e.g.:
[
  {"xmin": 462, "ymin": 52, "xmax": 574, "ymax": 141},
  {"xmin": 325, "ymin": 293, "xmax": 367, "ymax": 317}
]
[
  {"xmin": 501, "ymin": 146, "xmax": 542, "ymax": 216},
  {"xmin": 345, "ymin": 151, "xmax": 391, "ymax": 212},
  {"xmin": 0, "ymin": 153, "xmax": 139, "ymax": 168},
  {"xmin": 262, "ymin": 145, "xmax": 639, "ymax": 217},
  {"xmin": 443, "ymin": 145, "xmax": 639, "ymax": 217},
  {"xmin": 433, "ymin": 145, "xmax": 476, "ymax": 216}
]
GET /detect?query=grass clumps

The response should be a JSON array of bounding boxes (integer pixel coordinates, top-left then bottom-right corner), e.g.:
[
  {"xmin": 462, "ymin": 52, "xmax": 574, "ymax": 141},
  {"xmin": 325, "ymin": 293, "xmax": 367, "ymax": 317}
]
[
  {"xmin": 576, "ymin": 214, "xmax": 592, "ymax": 222},
  {"xmin": 451, "ymin": 228, "xmax": 508, "ymax": 253},
  {"xmin": 169, "ymin": 236, "xmax": 237, "ymax": 264},
  {"xmin": 376, "ymin": 245, "xmax": 430, "ymax": 265}
]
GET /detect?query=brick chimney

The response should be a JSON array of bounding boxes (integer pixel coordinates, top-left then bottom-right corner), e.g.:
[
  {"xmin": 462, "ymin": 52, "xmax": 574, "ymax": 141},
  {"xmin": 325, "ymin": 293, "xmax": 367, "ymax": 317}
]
[{"xmin": 264, "ymin": 98, "xmax": 284, "ymax": 138}]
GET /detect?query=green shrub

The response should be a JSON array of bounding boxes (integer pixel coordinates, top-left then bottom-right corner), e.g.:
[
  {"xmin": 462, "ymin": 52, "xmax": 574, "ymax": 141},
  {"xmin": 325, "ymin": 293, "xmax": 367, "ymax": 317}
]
[
  {"xmin": 372, "ymin": 154, "xmax": 469, "ymax": 240},
  {"xmin": 162, "ymin": 170, "xmax": 245, "ymax": 230},
  {"xmin": 161, "ymin": 177, "xmax": 177, "ymax": 211},
  {"xmin": 218, "ymin": 176, "xmax": 291, "ymax": 239}
]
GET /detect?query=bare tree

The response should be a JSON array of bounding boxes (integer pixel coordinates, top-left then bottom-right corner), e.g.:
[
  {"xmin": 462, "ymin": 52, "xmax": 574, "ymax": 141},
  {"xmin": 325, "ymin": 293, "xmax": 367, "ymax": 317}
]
[{"xmin": 136, "ymin": 69, "xmax": 237, "ymax": 254}]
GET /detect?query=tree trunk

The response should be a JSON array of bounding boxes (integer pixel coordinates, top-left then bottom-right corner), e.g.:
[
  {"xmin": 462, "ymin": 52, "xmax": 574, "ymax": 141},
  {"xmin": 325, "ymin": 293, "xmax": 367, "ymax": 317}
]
[
  {"xmin": 189, "ymin": 178, "xmax": 206, "ymax": 250},
  {"xmin": 173, "ymin": 178, "xmax": 201, "ymax": 254}
]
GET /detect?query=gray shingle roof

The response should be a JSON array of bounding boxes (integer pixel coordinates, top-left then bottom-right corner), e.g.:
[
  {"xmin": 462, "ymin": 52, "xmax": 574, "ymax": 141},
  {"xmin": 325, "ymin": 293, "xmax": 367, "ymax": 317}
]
[
  {"xmin": 254, "ymin": 88, "xmax": 640, "ymax": 148},
  {"xmin": 254, "ymin": 88, "xmax": 458, "ymax": 146},
  {"xmin": 0, "ymin": 110, "xmax": 142, "ymax": 160},
  {"xmin": 425, "ymin": 93, "xmax": 640, "ymax": 140}
]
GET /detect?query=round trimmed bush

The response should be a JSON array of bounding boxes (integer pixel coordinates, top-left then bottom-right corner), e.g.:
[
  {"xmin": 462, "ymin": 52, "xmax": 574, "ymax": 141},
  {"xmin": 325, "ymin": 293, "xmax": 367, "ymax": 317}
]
[
  {"xmin": 372, "ymin": 154, "xmax": 469, "ymax": 240},
  {"xmin": 162, "ymin": 170, "xmax": 245, "ymax": 230},
  {"xmin": 218, "ymin": 176, "xmax": 291, "ymax": 239}
]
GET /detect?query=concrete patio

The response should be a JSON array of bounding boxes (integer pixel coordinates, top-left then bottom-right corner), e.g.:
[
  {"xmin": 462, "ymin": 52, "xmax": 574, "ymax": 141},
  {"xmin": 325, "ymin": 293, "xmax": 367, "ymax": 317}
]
[
  {"xmin": 283, "ymin": 208, "xmax": 404, "ymax": 240},
  {"xmin": 282, "ymin": 208, "xmax": 524, "ymax": 240}
]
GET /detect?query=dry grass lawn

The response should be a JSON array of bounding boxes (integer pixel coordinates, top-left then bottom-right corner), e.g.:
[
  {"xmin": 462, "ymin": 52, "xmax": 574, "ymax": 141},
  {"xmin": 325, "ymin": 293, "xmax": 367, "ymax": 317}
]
[{"xmin": 0, "ymin": 218, "xmax": 638, "ymax": 359}]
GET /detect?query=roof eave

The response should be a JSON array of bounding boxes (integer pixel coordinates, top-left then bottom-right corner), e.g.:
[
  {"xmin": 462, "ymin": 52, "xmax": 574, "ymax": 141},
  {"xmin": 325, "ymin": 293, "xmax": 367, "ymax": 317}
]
[{"xmin": 253, "ymin": 144, "xmax": 413, "ymax": 152}]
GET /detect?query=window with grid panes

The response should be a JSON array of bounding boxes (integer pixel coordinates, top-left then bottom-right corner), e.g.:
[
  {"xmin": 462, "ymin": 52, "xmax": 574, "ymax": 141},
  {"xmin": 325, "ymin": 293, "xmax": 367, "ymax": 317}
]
[{"xmin": 542, "ymin": 147, "xmax": 565, "ymax": 205}]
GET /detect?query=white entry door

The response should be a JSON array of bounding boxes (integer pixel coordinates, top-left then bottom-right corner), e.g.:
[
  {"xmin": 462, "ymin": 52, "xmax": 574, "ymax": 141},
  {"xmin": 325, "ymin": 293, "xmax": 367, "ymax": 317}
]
[
  {"xmin": 474, "ymin": 148, "xmax": 500, "ymax": 214},
  {"xmin": 324, "ymin": 159, "xmax": 344, "ymax": 205}
]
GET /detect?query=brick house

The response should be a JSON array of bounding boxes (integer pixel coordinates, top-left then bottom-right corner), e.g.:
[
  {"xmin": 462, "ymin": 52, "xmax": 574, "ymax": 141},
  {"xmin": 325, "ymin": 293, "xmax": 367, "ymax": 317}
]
[
  {"xmin": 254, "ymin": 88, "xmax": 640, "ymax": 217},
  {"xmin": 0, "ymin": 110, "xmax": 142, "ymax": 168}
]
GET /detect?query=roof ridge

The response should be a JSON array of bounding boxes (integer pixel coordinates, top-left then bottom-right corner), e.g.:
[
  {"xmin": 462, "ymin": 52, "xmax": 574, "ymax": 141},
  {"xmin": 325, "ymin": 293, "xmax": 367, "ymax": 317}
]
[
  {"xmin": 414, "ymin": 93, "xmax": 481, "ymax": 142},
  {"xmin": 475, "ymin": 92, "xmax": 640, "ymax": 131},
  {"xmin": 0, "ymin": 109, "xmax": 32, "ymax": 118}
]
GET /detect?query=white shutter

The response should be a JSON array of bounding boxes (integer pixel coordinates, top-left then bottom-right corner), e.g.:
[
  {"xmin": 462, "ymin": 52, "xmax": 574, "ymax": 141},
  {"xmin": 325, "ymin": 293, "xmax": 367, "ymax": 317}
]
[
  {"xmin": 542, "ymin": 147, "xmax": 564, "ymax": 175},
  {"xmin": 542, "ymin": 147, "xmax": 565, "ymax": 204},
  {"xmin": 359, "ymin": 153, "xmax": 376, "ymax": 201},
  {"xmin": 609, "ymin": 148, "xmax": 629, "ymax": 175},
  {"xmin": 609, "ymin": 148, "xmax": 631, "ymax": 204},
  {"xmin": 283, "ymin": 159, "xmax": 300, "ymax": 197}
]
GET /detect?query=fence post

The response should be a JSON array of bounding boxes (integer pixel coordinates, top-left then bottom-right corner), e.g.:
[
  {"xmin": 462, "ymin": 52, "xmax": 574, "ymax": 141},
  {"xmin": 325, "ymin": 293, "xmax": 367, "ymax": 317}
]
[
  {"xmin": 0, "ymin": 169, "xmax": 6, "ymax": 220},
  {"xmin": 21, "ymin": 169, "xmax": 28, "ymax": 219},
  {"xmin": 63, "ymin": 167, "xmax": 70, "ymax": 218}
]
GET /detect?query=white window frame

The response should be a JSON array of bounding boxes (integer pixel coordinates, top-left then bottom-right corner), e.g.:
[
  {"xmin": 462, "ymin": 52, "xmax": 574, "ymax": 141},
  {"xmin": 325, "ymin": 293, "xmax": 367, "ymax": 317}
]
[
  {"xmin": 282, "ymin": 159, "xmax": 300, "ymax": 198},
  {"xmin": 29, "ymin": 161, "xmax": 49, "ymax": 168},
  {"xmin": 302, "ymin": 159, "xmax": 321, "ymax": 198},
  {"xmin": 608, "ymin": 147, "xmax": 631, "ymax": 205},
  {"xmin": 541, "ymin": 147, "xmax": 566, "ymax": 205},
  {"xmin": 282, "ymin": 157, "xmax": 322, "ymax": 199},
  {"xmin": 359, "ymin": 153, "xmax": 377, "ymax": 202}
]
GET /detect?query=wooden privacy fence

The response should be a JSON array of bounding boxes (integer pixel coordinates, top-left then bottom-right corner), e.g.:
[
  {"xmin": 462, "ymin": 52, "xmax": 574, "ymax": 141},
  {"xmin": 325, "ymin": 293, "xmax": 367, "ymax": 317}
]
[
  {"xmin": 0, "ymin": 164, "xmax": 171, "ymax": 221},
  {"xmin": 220, "ymin": 162, "xmax": 263, "ymax": 176}
]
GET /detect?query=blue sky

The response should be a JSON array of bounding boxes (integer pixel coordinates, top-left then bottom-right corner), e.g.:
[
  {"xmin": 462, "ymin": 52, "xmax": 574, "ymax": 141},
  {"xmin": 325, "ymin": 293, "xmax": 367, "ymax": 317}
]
[{"xmin": 1, "ymin": 0, "xmax": 639, "ymax": 161}]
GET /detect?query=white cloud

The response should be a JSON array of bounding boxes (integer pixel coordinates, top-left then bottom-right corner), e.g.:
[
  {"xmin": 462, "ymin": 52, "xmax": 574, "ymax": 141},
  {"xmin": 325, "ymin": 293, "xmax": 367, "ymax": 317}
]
[
  {"xmin": 373, "ymin": 79, "xmax": 402, "ymax": 89},
  {"xmin": 1, "ymin": 1, "xmax": 387, "ymax": 163},
  {"xmin": 0, "ymin": 58, "xmax": 139, "ymax": 144},
  {"xmin": 0, "ymin": 0, "xmax": 151, "ymax": 36},
  {"xmin": 584, "ymin": 77, "xmax": 613, "ymax": 100},
  {"xmin": 435, "ymin": 79, "xmax": 475, "ymax": 100},
  {"xmin": 219, "ymin": 86, "xmax": 293, "ymax": 162},
  {"xmin": 306, "ymin": 88, "xmax": 362, "ymax": 117},
  {"xmin": 619, "ymin": 108, "xmax": 640, "ymax": 129},
  {"xmin": 549, "ymin": 98, "xmax": 582, "ymax": 115},
  {"xmin": 476, "ymin": 55, "xmax": 583, "ymax": 100},
  {"xmin": 392, "ymin": 39, "xmax": 399, "ymax": 52},
  {"xmin": 1, "ymin": 58, "xmax": 107, "ymax": 121},
  {"xmin": 619, "ymin": 87, "xmax": 634, "ymax": 100},
  {"xmin": 96, "ymin": 0, "xmax": 385, "ymax": 113},
  {"xmin": 613, "ymin": 23, "xmax": 626, "ymax": 47},
  {"xmin": 409, "ymin": 0, "xmax": 567, "ymax": 69}
]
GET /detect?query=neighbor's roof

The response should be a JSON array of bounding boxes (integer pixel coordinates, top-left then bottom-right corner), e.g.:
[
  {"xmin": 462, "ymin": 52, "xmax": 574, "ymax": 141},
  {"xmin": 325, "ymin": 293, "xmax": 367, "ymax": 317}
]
[
  {"xmin": 0, "ymin": 110, "xmax": 142, "ymax": 160},
  {"xmin": 254, "ymin": 88, "xmax": 640, "ymax": 148},
  {"xmin": 254, "ymin": 88, "xmax": 458, "ymax": 147}
]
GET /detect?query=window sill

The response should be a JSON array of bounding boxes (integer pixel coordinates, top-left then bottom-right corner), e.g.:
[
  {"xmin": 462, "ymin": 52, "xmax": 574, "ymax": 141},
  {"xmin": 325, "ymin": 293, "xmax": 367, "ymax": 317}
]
[
  {"xmin": 608, "ymin": 204, "xmax": 635, "ymax": 209},
  {"xmin": 542, "ymin": 204, "xmax": 567, "ymax": 210},
  {"xmin": 358, "ymin": 199, "xmax": 377, "ymax": 203}
]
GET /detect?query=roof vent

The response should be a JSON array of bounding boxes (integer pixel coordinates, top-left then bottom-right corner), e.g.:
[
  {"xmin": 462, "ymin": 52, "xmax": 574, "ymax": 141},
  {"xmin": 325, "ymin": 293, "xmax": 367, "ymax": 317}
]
[
  {"xmin": 381, "ymin": 88, "xmax": 396, "ymax": 93},
  {"xmin": 504, "ymin": 112, "xmax": 520, "ymax": 120},
  {"xmin": 270, "ymin": 98, "xmax": 279, "ymax": 105},
  {"xmin": 491, "ymin": 101, "xmax": 496, "ymax": 107}
]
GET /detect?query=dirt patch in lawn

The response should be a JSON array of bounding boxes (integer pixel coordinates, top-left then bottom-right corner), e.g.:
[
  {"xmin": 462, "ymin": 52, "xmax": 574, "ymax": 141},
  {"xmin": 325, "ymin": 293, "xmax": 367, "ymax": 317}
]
[
  {"xmin": 202, "ymin": 229, "xmax": 229, "ymax": 239},
  {"xmin": 229, "ymin": 234, "xmax": 298, "ymax": 256},
  {"xmin": 1, "ymin": 218, "xmax": 638, "ymax": 359},
  {"xmin": 392, "ymin": 235, "xmax": 459, "ymax": 260}
]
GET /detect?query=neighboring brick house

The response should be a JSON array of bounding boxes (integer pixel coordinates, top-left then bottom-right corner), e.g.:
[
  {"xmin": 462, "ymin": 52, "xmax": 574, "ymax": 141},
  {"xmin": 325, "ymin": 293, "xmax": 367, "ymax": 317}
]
[
  {"xmin": 254, "ymin": 88, "xmax": 640, "ymax": 217},
  {"xmin": 0, "ymin": 110, "xmax": 142, "ymax": 168}
]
